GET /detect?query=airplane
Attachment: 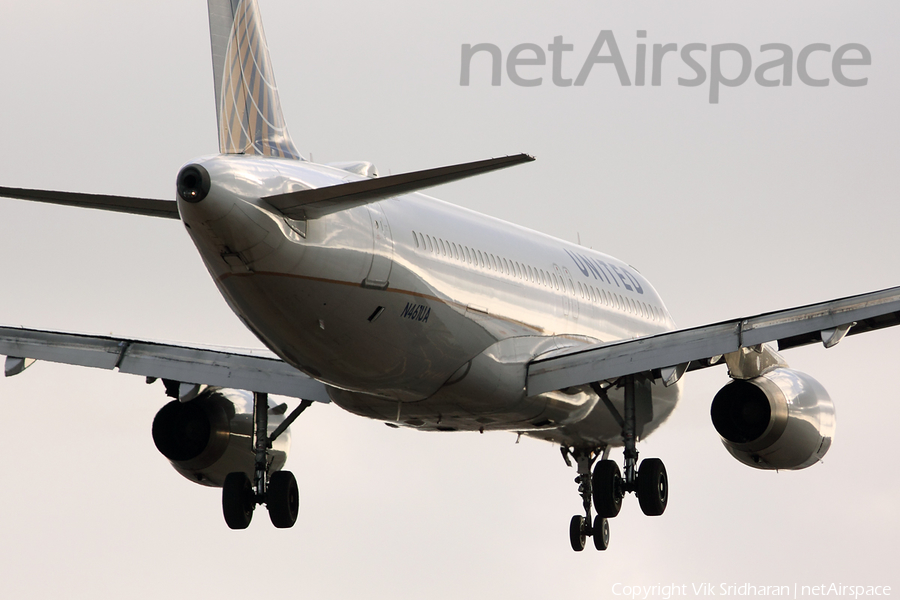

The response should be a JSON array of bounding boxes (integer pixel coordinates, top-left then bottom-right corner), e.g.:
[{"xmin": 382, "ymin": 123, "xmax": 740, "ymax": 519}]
[{"xmin": 1, "ymin": 0, "xmax": 898, "ymax": 553}]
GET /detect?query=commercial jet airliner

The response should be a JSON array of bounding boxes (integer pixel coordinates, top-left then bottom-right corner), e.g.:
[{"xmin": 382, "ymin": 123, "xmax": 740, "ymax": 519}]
[{"xmin": 1, "ymin": 0, "xmax": 898, "ymax": 551}]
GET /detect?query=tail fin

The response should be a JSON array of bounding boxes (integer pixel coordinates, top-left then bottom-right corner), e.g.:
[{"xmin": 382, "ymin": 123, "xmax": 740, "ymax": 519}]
[{"xmin": 207, "ymin": 0, "xmax": 303, "ymax": 159}]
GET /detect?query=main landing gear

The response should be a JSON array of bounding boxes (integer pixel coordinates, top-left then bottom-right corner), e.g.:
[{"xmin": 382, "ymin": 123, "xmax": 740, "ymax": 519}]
[
  {"xmin": 222, "ymin": 393, "xmax": 312, "ymax": 529},
  {"xmin": 563, "ymin": 375, "xmax": 669, "ymax": 551}
]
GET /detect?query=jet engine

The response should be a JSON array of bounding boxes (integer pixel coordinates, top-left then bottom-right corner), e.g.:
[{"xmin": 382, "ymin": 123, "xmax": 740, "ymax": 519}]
[
  {"xmin": 710, "ymin": 368, "xmax": 835, "ymax": 470},
  {"xmin": 152, "ymin": 387, "xmax": 290, "ymax": 487}
]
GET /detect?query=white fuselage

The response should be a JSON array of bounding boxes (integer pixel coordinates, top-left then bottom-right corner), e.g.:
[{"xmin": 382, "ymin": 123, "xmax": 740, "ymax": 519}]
[{"xmin": 178, "ymin": 155, "xmax": 681, "ymax": 449}]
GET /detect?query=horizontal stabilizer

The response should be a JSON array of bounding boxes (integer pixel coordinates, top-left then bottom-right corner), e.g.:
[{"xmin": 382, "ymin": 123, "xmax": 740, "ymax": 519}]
[
  {"xmin": 0, "ymin": 186, "xmax": 179, "ymax": 219},
  {"xmin": 264, "ymin": 153, "xmax": 535, "ymax": 217}
]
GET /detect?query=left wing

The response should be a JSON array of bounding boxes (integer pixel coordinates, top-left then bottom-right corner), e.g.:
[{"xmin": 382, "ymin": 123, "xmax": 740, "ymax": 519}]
[
  {"xmin": 0, "ymin": 326, "xmax": 330, "ymax": 402},
  {"xmin": 528, "ymin": 286, "xmax": 900, "ymax": 395}
]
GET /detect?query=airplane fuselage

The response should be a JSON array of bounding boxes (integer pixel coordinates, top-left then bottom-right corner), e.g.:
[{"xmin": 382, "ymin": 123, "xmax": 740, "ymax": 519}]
[{"xmin": 178, "ymin": 154, "xmax": 681, "ymax": 448}]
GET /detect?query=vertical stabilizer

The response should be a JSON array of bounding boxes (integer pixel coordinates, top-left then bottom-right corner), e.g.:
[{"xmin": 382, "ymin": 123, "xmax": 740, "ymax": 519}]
[{"xmin": 208, "ymin": 0, "xmax": 302, "ymax": 159}]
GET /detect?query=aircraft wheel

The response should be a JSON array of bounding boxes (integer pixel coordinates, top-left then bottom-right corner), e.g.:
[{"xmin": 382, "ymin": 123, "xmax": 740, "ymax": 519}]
[
  {"xmin": 267, "ymin": 470, "xmax": 300, "ymax": 529},
  {"xmin": 223, "ymin": 472, "xmax": 254, "ymax": 529},
  {"xmin": 591, "ymin": 459, "xmax": 623, "ymax": 517},
  {"xmin": 569, "ymin": 515, "xmax": 586, "ymax": 552},
  {"xmin": 637, "ymin": 458, "xmax": 668, "ymax": 516},
  {"xmin": 592, "ymin": 516, "xmax": 610, "ymax": 551}
]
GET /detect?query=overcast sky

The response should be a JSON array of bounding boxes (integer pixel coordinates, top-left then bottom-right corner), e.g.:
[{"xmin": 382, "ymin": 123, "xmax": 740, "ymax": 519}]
[{"xmin": 0, "ymin": 1, "xmax": 898, "ymax": 598}]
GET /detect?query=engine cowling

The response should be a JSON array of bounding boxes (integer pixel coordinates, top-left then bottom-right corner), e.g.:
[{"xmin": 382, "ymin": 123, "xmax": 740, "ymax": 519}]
[
  {"xmin": 152, "ymin": 387, "xmax": 290, "ymax": 487},
  {"xmin": 710, "ymin": 368, "xmax": 835, "ymax": 470}
]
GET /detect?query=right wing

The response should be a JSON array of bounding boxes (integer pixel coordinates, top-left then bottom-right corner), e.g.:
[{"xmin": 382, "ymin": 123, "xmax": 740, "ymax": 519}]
[
  {"xmin": 528, "ymin": 286, "xmax": 900, "ymax": 395},
  {"xmin": 0, "ymin": 326, "xmax": 330, "ymax": 402}
]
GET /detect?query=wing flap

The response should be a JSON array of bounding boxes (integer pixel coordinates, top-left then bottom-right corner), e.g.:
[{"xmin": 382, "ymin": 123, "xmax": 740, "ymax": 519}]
[
  {"xmin": 264, "ymin": 154, "xmax": 534, "ymax": 217},
  {"xmin": 527, "ymin": 286, "xmax": 900, "ymax": 396},
  {"xmin": 0, "ymin": 186, "xmax": 179, "ymax": 219},
  {"xmin": 0, "ymin": 326, "xmax": 330, "ymax": 402}
]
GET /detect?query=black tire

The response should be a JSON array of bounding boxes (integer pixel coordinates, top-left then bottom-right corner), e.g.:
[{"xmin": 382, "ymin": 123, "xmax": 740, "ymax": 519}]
[
  {"xmin": 267, "ymin": 470, "xmax": 300, "ymax": 529},
  {"xmin": 592, "ymin": 515, "xmax": 610, "ymax": 551},
  {"xmin": 591, "ymin": 459, "xmax": 623, "ymax": 518},
  {"xmin": 637, "ymin": 458, "xmax": 668, "ymax": 516},
  {"xmin": 222, "ymin": 472, "xmax": 254, "ymax": 529},
  {"xmin": 569, "ymin": 515, "xmax": 586, "ymax": 552}
]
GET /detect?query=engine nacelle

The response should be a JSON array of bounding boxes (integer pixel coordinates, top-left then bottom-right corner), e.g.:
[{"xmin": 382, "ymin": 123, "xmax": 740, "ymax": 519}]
[
  {"xmin": 151, "ymin": 388, "xmax": 290, "ymax": 487},
  {"xmin": 710, "ymin": 368, "xmax": 835, "ymax": 470}
]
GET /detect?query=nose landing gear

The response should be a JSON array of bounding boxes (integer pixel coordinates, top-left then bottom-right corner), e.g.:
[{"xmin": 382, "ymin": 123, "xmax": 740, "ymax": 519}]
[
  {"xmin": 564, "ymin": 374, "xmax": 669, "ymax": 551},
  {"xmin": 565, "ymin": 448, "xmax": 610, "ymax": 552}
]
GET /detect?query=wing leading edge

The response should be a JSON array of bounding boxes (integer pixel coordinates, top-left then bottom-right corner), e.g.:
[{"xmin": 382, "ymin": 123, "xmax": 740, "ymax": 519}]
[
  {"xmin": 527, "ymin": 286, "xmax": 900, "ymax": 396},
  {"xmin": 0, "ymin": 326, "xmax": 330, "ymax": 402}
]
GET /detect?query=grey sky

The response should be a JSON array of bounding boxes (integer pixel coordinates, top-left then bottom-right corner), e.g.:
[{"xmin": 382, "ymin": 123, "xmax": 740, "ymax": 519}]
[{"xmin": 0, "ymin": 1, "xmax": 897, "ymax": 598}]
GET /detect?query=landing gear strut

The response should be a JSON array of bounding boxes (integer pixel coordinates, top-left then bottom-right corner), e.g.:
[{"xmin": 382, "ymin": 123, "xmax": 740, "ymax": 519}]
[
  {"xmin": 564, "ymin": 448, "xmax": 610, "ymax": 552},
  {"xmin": 562, "ymin": 375, "xmax": 668, "ymax": 551},
  {"xmin": 221, "ymin": 393, "xmax": 312, "ymax": 529}
]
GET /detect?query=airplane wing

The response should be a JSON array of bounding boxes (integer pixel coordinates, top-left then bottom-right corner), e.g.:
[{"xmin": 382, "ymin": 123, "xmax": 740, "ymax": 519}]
[
  {"xmin": 0, "ymin": 326, "xmax": 330, "ymax": 402},
  {"xmin": 527, "ymin": 286, "xmax": 900, "ymax": 395}
]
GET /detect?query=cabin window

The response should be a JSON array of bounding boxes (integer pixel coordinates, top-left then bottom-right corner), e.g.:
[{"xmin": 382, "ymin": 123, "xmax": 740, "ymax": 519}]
[
  {"xmin": 412, "ymin": 231, "xmax": 419, "ymax": 248},
  {"xmin": 426, "ymin": 236, "xmax": 434, "ymax": 253},
  {"xmin": 551, "ymin": 273, "xmax": 559, "ymax": 290},
  {"xmin": 418, "ymin": 232, "xmax": 426, "ymax": 249}
]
